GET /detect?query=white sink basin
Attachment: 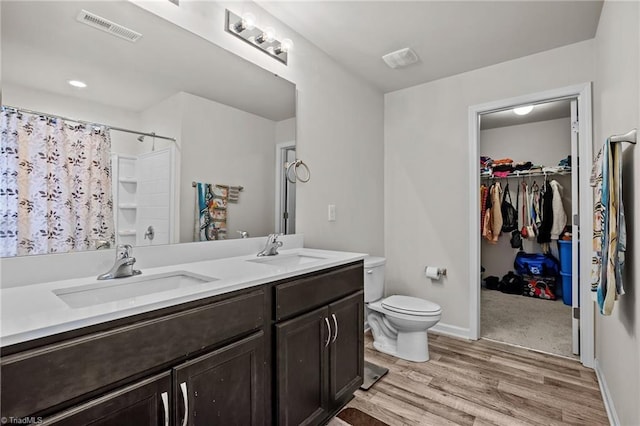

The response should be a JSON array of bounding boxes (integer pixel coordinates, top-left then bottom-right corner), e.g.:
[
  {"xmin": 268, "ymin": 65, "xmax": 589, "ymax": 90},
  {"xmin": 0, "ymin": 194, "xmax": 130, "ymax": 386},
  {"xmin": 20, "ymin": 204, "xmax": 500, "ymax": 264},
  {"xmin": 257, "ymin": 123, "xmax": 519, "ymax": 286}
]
[
  {"xmin": 247, "ymin": 253, "xmax": 327, "ymax": 267},
  {"xmin": 54, "ymin": 271, "xmax": 217, "ymax": 308}
]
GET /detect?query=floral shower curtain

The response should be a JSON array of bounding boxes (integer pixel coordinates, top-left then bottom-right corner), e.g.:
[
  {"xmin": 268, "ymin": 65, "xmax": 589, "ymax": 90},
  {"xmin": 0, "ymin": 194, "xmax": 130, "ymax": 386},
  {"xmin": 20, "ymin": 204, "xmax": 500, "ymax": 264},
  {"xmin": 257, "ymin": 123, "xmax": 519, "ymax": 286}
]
[{"xmin": 0, "ymin": 108, "xmax": 115, "ymax": 257}]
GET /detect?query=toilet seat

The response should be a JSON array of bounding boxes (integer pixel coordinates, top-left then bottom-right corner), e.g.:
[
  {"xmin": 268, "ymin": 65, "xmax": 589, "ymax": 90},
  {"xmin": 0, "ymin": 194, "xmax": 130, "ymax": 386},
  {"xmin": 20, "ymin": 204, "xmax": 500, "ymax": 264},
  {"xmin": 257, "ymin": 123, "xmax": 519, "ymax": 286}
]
[{"xmin": 381, "ymin": 295, "xmax": 441, "ymax": 316}]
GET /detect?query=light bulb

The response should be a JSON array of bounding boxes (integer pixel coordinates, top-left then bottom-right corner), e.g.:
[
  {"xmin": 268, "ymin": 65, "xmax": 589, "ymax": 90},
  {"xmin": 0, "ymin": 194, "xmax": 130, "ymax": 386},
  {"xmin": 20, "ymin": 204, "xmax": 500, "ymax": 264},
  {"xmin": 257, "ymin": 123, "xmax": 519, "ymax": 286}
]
[
  {"xmin": 234, "ymin": 12, "xmax": 256, "ymax": 32},
  {"xmin": 514, "ymin": 105, "xmax": 534, "ymax": 115},
  {"xmin": 68, "ymin": 80, "xmax": 87, "ymax": 88},
  {"xmin": 264, "ymin": 27, "xmax": 276, "ymax": 42},
  {"xmin": 242, "ymin": 12, "xmax": 256, "ymax": 30},
  {"xmin": 256, "ymin": 26, "xmax": 276, "ymax": 44},
  {"xmin": 278, "ymin": 38, "xmax": 293, "ymax": 54}
]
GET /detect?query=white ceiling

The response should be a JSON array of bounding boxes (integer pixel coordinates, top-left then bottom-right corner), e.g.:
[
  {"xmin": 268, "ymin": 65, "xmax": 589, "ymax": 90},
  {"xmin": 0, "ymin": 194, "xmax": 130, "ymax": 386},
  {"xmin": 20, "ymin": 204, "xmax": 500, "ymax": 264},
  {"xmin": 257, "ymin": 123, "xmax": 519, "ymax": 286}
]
[
  {"xmin": 480, "ymin": 99, "xmax": 571, "ymax": 130},
  {"xmin": 258, "ymin": 1, "xmax": 603, "ymax": 93},
  {"xmin": 1, "ymin": 1, "xmax": 295, "ymax": 121}
]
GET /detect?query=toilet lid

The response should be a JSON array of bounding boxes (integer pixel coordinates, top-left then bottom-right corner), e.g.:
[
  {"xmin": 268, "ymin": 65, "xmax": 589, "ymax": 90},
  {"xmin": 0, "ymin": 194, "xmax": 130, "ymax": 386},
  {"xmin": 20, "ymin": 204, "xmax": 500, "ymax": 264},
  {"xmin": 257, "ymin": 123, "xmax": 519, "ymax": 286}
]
[{"xmin": 381, "ymin": 295, "xmax": 441, "ymax": 315}]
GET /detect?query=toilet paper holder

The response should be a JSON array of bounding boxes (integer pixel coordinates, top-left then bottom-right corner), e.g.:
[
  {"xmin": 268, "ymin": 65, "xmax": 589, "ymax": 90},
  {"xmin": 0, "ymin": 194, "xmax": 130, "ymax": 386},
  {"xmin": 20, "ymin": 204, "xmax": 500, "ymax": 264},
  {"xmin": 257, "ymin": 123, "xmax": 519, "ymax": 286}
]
[{"xmin": 425, "ymin": 266, "xmax": 447, "ymax": 279}]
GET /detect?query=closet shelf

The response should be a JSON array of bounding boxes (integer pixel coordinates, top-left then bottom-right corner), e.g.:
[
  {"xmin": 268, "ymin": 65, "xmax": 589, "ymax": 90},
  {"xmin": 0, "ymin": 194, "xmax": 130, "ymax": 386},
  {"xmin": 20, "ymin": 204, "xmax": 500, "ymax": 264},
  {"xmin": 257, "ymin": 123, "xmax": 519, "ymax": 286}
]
[{"xmin": 481, "ymin": 169, "xmax": 571, "ymax": 180}]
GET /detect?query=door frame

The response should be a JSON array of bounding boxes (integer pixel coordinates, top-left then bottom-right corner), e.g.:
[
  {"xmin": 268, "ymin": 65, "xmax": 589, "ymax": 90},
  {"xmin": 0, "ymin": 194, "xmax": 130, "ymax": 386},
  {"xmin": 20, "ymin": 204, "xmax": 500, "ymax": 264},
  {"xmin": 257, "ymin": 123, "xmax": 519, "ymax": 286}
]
[
  {"xmin": 467, "ymin": 83, "xmax": 594, "ymax": 368},
  {"xmin": 275, "ymin": 141, "xmax": 295, "ymax": 234}
]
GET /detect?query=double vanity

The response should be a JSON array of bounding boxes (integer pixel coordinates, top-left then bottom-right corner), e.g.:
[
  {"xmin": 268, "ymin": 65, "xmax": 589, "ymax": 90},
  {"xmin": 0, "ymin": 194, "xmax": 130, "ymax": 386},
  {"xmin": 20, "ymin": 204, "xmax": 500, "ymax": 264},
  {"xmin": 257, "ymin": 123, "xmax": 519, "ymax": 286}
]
[{"xmin": 0, "ymin": 246, "xmax": 365, "ymax": 425}]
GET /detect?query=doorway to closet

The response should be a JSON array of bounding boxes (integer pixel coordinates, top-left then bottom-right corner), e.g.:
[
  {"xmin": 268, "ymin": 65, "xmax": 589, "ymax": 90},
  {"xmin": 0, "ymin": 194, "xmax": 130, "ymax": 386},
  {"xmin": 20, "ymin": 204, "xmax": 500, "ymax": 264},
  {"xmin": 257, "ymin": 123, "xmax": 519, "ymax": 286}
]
[
  {"xmin": 479, "ymin": 99, "xmax": 577, "ymax": 358},
  {"xmin": 468, "ymin": 83, "xmax": 594, "ymax": 368}
]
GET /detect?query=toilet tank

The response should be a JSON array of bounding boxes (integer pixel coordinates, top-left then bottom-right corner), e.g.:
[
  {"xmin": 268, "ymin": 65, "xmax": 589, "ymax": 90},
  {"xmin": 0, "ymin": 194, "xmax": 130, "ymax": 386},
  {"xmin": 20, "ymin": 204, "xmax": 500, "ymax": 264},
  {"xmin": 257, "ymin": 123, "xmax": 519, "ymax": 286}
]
[{"xmin": 363, "ymin": 256, "xmax": 386, "ymax": 303}]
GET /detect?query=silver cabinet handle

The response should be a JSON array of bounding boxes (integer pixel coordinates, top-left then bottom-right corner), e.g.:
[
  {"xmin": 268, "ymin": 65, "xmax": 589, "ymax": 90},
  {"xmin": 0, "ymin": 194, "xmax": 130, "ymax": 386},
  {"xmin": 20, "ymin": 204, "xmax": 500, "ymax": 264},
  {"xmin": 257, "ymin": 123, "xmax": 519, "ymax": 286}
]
[
  {"xmin": 366, "ymin": 270, "xmax": 373, "ymax": 274},
  {"xmin": 180, "ymin": 381, "xmax": 188, "ymax": 426},
  {"xmin": 160, "ymin": 391, "xmax": 169, "ymax": 426},
  {"xmin": 331, "ymin": 313, "xmax": 338, "ymax": 343},
  {"xmin": 324, "ymin": 317, "xmax": 331, "ymax": 347}
]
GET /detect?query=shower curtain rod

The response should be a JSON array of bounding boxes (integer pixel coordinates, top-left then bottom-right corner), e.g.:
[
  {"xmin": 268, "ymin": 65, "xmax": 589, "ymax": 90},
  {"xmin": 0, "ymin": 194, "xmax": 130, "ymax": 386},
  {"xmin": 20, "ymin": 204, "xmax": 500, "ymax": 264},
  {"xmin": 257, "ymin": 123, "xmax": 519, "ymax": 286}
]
[{"xmin": 2, "ymin": 105, "xmax": 177, "ymax": 142}]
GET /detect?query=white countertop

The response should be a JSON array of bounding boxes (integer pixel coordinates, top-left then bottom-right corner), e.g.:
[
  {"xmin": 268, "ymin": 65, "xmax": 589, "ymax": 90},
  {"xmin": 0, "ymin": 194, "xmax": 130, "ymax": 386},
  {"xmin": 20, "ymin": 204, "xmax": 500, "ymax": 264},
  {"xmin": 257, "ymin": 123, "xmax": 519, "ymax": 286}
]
[{"xmin": 1, "ymin": 248, "xmax": 366, "ymax": 348}]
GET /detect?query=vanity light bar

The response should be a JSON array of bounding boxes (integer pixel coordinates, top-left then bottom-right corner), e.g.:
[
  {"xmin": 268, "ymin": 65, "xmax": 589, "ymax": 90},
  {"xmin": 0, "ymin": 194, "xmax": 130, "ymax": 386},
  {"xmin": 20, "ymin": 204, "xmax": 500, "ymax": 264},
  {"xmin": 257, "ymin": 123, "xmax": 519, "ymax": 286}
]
[{"xmin": 225, "ymin": 9, "xmax": 290, "ymax": 65}]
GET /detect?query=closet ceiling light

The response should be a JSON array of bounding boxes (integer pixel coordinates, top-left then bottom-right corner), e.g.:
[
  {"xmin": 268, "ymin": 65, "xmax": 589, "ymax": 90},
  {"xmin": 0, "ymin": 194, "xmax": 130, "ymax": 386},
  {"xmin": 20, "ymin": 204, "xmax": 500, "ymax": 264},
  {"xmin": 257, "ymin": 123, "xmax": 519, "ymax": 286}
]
[
  {"xmin": 514, "ymin": 105, "xmax": 534, "ymax": 115},
  {"xmin": 68, "ymin": 80, "xmax": 87, "ymax": 88}
]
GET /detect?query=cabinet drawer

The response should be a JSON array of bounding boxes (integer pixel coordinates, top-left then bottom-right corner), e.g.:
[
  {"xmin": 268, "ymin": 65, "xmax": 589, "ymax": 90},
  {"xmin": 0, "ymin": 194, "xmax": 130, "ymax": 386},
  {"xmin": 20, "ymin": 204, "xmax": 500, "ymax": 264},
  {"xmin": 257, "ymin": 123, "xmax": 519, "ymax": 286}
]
[
  {"xmin": 1, "ymin": 289, "xmax": 265, "ymax": 418},
  {"xmin": 274, "ymin": 262, "xmax": 363, "ymax": 321}
]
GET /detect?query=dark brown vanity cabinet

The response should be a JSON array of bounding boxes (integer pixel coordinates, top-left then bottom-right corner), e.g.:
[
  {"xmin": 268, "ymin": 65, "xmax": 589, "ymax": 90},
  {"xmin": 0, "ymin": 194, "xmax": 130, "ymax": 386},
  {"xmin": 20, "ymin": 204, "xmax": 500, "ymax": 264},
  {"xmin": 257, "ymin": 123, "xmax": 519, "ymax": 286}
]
[
  {"xmin": 42, "ymin": 373, "xmax": 172, "ymax": 426},
  {"xmin": 1, "ymin": 288, "xmax": 266, "ymax": 424},
  {"xmin": 1, "ymin": 261, "xmax": 364, "ymax": 426},
  {"xmin": 40, "ymin": 332, "xmax": 265, "ymax": 426},
  {"xmin": 174, "ymin": 331, "xmax": 265, "ymax": 426},
  {"xmin": 274, "ymin": 263, "xmax": 364, "ymax": 426}
]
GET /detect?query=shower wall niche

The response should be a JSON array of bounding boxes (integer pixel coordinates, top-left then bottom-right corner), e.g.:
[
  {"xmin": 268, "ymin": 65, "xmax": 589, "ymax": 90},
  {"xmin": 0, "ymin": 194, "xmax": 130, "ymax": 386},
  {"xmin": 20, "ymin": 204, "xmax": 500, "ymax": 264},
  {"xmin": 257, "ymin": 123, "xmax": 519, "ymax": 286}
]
[{"xmin": 111, "ymin": 146, "xmax": 175, "ymax": 247}]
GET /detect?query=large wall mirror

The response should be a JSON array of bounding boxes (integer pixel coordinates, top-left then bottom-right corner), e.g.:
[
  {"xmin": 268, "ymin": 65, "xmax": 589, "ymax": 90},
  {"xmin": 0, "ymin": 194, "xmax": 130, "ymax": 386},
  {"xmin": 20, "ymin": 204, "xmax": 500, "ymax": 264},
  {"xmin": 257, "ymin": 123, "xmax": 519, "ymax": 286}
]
[{"xmin": 1, "ymin": 1, "xmax": 296, "ymax": 258}]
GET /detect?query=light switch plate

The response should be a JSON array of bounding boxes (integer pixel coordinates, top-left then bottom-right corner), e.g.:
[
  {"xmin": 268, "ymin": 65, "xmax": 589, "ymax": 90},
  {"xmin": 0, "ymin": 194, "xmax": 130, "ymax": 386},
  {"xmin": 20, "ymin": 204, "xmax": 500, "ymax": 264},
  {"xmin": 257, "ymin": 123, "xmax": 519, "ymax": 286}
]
[{"xmin": 328, "ymin": 204, "xmax": 336, "ymax": 221}]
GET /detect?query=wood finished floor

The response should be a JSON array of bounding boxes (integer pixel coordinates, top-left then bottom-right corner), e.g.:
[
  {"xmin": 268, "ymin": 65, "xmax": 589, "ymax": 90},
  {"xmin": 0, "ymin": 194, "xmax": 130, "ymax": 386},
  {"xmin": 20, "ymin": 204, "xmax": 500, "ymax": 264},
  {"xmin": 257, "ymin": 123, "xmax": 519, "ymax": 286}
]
[{"xmin": 346, "ymin": 333, "xmax": 608, "ymax": 426}]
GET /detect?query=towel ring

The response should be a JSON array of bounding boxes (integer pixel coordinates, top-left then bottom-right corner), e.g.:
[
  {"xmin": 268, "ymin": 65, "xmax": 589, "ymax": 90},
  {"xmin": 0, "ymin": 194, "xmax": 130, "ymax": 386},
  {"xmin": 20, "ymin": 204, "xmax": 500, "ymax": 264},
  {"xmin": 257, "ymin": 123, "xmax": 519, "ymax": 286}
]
[{"xmin": 286, "ymin": 160, "xmax": 310, "ymax": 183}]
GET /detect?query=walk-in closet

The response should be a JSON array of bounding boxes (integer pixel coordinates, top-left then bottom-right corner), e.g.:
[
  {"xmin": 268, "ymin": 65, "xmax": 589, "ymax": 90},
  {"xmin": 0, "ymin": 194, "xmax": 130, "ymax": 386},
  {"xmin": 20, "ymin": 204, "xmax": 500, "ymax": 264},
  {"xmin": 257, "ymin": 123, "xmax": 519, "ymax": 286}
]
[{"xmin": 479, "ymin": 99, "xmax": 578, "ymax": 358}]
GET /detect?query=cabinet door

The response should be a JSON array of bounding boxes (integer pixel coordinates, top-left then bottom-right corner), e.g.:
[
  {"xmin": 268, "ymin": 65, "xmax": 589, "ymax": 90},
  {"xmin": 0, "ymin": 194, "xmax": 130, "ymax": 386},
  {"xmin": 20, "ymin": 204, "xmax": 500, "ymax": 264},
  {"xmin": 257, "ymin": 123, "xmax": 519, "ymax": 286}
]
[
  {"xmin": 44, "ymin": 372, "xmax": 171, "ymax": 426},
  {"xmin": 276, "ymin": 306, "xmax": 330, "ymax": 426},
  {"xmin": 174, "ymin": 331, "xmax": 265, "ymax": 426},
  {"xmin": 329, "ymin": 290, "xmax": 364, "ymax": 408}
]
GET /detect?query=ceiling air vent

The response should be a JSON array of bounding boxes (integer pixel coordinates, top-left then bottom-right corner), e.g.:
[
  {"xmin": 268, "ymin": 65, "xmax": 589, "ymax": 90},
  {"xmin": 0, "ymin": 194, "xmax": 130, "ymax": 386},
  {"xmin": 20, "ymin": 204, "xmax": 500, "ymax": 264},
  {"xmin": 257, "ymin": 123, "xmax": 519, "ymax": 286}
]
[{"xmin": 76, "ymin": 10, "xmax": 142, "ymax": 43}]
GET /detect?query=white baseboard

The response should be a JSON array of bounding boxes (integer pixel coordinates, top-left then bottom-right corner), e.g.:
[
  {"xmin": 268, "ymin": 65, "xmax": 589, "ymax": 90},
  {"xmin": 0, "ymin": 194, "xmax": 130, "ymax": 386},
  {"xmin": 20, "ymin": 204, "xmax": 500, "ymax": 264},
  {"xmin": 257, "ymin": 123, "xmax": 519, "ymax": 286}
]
[
  {"xmin": 430, "ymin": 322, "xmax": 471, "ymax": 340},
  {"xmin": 595, "ymin": 359, "xmax": 619, "ymax": 426}
]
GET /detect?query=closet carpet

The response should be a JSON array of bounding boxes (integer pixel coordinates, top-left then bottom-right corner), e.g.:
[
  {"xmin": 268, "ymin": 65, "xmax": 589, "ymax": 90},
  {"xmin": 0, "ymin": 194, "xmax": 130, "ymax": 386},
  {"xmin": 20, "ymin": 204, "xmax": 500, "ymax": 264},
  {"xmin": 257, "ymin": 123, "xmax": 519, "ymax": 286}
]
[
  {"xmin": 481, "ymin": 288, "xmax": 575, "ymax": 358},
  {"xmin": 342, "ymin": 333, "xmax": 607, "ymax": 425}
]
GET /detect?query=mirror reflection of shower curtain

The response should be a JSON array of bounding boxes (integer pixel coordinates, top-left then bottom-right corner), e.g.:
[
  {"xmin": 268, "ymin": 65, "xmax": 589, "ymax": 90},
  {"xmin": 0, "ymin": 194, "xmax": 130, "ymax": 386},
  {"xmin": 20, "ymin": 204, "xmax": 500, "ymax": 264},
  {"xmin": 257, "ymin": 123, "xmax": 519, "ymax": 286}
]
[{"xmin": 0, "ymin": 109, "xmax": 115, "ymax": 256}]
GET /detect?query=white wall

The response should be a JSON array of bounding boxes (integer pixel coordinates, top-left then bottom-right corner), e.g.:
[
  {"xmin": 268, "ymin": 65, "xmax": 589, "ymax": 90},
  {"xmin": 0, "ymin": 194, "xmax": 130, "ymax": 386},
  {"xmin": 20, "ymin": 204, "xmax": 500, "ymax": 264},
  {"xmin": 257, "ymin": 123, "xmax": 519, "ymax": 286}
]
[
  {"xmin": 480, "ymin": 118, "xmax": 572, "ymax": 277},
  {"xmin": 384, "ymin": 40, "xmax": 594, "ymax": 330},
  {"xmin": 593, "ymin": 1, "xmax": 640, "ymax": 424},
  {"xmin": 3, "ymin": 83, "xmax": 142, "ymax": 156},
  {"xmin": 178, "ymin": 92, "xmax": 277, "ymax": 242},
  {"xmin": 275, "ymin": 117, "xmax": 296, "ymax": 144},
  {"xmin": 131, "ymin": 0, "xmax": 384, "ymax": 256},
  {"xmin": 1, "ymin": 0, "xmax": 384, "ymax": 287}
]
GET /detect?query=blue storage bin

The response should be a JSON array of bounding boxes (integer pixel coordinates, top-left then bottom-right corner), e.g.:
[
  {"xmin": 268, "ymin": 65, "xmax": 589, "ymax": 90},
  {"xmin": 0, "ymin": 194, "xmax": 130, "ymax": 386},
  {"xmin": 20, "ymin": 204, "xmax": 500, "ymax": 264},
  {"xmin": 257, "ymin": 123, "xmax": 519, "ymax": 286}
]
[
  {"xmin": 558, "ymin": 240, "xmax": 572, "ymax": 273},
  {"xmin": 560, "ymin": 271, "xmax": 572, "ymax": 306}
]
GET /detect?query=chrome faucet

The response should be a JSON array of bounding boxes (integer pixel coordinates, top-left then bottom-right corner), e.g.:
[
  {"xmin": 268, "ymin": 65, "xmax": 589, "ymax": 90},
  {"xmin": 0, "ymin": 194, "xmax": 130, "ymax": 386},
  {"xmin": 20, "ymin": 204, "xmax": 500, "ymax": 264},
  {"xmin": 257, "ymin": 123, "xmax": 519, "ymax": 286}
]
[
  {"xmin": 257, "ymin": 233, "xmax": 283, "ymax": 257},
  {"xmin": 97, "ymin": 244, "xmax": 142, "ymax": 280}
]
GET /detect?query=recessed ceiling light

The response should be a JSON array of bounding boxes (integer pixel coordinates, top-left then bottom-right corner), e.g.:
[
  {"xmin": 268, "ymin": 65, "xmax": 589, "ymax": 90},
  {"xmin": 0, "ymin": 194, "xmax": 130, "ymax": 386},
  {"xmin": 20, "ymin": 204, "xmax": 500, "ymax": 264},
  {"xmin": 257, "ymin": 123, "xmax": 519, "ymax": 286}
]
[
  {"xmin": 514, "ymin": 105, "xmax": 534, "ymax": 115},
  {"xmin": 68, "ymin": 80, "xmax": 87, "ymax": 88}
]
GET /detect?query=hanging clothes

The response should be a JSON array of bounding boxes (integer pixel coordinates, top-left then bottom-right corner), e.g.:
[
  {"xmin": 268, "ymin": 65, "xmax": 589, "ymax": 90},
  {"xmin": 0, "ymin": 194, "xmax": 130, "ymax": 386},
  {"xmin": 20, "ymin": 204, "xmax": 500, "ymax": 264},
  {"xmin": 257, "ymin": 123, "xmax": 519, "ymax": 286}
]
[
  {"xmin": 591, "ymin": 139, "xmax": 627, "ymax": 315},
  {"xmin": 536, "ymin": 181, "xmax": 554, "ymax": 247},
  {"xmin": 549, "ymin": 180, "xmax": 567, "ymax": 240},
  {"xmin": 483, "ymin": 182, "xmax": 503, "ymax": 244},
  {"xmin": 480, "ymin": 184, "xmax": 489, "ymax": 236},
  {"xmin": 482, "ymin": 184, "xmax": 494, "ymax": 242}
]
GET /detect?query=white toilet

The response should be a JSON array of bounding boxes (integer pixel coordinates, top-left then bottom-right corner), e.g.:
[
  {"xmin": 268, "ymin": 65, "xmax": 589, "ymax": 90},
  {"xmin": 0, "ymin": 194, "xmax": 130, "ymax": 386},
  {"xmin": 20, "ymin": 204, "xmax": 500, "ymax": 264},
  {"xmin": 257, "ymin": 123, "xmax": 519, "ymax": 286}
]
[{"xmin": 364, "ymin": 256, "xmax": 442, "ymax": 362}]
